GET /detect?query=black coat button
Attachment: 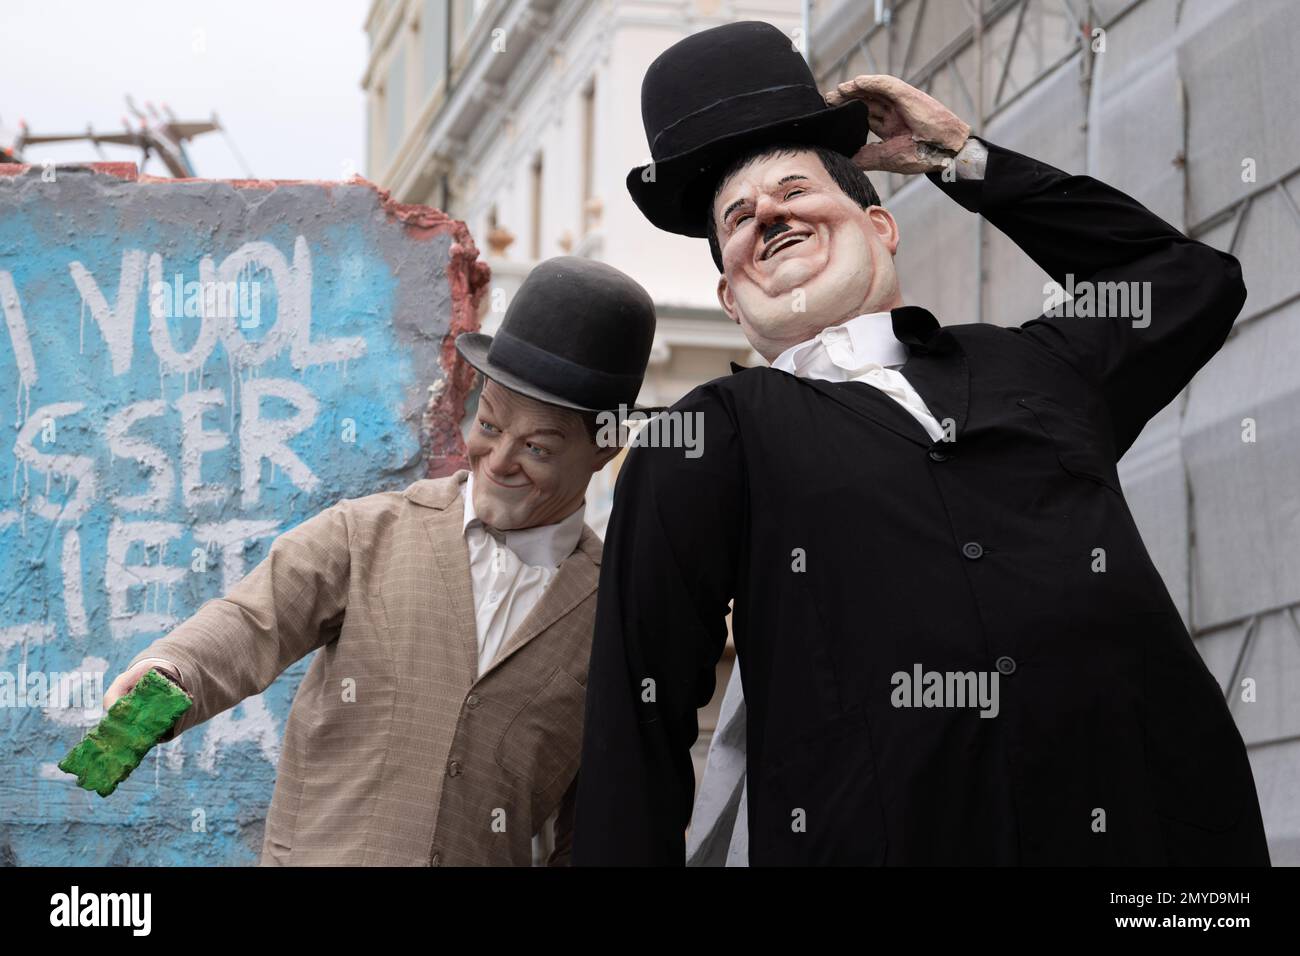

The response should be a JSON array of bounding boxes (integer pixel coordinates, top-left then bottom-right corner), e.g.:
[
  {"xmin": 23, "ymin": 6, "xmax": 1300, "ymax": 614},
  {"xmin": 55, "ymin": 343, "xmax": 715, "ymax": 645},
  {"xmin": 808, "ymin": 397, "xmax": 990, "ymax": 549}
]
[
  {"xmin": 962, "ymin": 541, "xmax": 984, "ymax": 560},
  {"xmin": 466, "ymin": 694, "xmax": 481, "ymax": 710},
  {"xmin": 928, "ymin": 448, "xmax": 950, "ymax": 462},
  {"xmin": 447, "ymin": 760, "xmax": 462, "ymax": 777},
  {"xmin": 995, "ymin": 656, "xmax": 1017, "ymax": 675}
]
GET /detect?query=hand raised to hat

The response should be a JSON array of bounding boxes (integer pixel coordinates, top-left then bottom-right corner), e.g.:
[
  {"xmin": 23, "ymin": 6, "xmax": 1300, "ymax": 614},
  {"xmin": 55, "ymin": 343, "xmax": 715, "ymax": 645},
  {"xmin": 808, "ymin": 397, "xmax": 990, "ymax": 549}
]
[{"xmin": 824, "ymin": 74, "xmax": 971, "ymax": 175}]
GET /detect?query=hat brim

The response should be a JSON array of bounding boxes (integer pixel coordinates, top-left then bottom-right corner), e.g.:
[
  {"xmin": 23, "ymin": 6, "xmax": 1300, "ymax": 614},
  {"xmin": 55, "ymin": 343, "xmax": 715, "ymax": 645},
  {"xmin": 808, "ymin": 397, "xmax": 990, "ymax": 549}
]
[
  {"xmin": 627, "ymin": 99, "xmax": 871, "ymax": 238},
  {"xmin": 455, "ymin": 333, "xmax": 664, "ymax": 415}
]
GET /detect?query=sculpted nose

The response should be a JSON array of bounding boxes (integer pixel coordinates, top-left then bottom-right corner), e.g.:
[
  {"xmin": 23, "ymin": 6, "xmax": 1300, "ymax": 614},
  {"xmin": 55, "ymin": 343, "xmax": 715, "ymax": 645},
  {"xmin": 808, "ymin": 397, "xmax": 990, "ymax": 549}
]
[
  {"xmin": 487, "ymin": 439, "xmax": 520, "ymax": 474},
  {"xmin": 753, "ymin": 192, "xmax": 788, "ymax": 227}
]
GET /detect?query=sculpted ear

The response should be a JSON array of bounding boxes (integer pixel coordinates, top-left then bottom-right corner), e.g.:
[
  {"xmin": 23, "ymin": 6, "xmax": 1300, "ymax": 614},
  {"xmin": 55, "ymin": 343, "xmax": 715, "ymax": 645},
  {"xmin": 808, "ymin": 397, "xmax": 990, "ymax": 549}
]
[
  {"xmin": 869, "ymin": 205, "xmax": 901, "ymax": 255},
  {"xmin": 717, "ymin": 274, "xmax": 741, "ymax": 324}
]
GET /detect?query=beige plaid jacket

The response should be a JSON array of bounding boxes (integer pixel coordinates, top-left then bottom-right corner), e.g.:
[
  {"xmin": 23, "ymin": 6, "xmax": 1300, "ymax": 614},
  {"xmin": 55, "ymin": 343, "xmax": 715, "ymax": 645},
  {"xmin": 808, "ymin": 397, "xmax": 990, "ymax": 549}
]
[{"xmin": 128, "ymin": 471, "xmax": 601, "ymax": 866}]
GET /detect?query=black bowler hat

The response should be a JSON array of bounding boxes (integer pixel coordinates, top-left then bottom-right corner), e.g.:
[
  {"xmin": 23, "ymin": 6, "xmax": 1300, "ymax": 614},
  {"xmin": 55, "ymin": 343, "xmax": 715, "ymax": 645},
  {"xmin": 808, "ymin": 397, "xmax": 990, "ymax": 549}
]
[
  {"xmin": 455, "ymin": 257, "xmax": 658, "ymax": 414},
  {"xmin": 628, "ymin": 20, "xmax": 872, "ymax": 238}
]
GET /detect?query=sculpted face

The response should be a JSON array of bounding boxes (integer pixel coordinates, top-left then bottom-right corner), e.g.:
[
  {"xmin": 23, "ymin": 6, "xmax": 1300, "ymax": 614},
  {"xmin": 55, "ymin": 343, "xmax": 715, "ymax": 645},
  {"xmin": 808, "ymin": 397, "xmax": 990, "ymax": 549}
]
[
  {"xmin": 465, "ymin": 379, "xmax": 615, "ymax": 531},
  {"xmin": 712, "ymin": 149, "xmax": 903, "ymax": 361}
]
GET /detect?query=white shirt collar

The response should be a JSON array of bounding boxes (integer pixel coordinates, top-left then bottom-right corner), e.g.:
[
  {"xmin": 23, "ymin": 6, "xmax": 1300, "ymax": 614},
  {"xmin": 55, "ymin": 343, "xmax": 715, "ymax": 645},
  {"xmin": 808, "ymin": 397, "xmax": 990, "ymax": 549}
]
[
  {"xmin": 461, "ymin": 471, "xmax": 585, "ymax": 570},
  {"xmin": 770, "ymin": 310, "xmax": 907, "ymax": 378}
]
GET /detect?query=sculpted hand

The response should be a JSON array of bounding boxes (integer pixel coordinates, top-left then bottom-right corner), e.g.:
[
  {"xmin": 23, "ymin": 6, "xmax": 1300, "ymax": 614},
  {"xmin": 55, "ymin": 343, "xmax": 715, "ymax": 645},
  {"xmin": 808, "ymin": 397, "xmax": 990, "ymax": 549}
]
[
  {"xmin": 825, "ymin": 74, "xmax": 971, "ymax": 175},
  {"xmin": 104, "ymin": 659, "xmax": 185, "ymax": 710}
]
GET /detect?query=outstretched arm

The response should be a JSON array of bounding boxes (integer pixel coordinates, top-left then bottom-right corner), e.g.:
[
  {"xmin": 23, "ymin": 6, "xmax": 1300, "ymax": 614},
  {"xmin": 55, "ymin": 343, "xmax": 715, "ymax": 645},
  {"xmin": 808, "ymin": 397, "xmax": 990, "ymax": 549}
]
[{"xmin": 120, "ymin": 501, "xmax": 353, "ymax": 738}]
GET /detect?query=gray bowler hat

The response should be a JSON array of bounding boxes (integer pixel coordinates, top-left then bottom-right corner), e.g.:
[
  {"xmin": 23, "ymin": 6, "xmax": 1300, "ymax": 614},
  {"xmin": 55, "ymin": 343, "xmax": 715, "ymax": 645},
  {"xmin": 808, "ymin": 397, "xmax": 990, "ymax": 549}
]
[{"xmin": 455, "ymin": 256, "xmax": 659, "ymax": 413}]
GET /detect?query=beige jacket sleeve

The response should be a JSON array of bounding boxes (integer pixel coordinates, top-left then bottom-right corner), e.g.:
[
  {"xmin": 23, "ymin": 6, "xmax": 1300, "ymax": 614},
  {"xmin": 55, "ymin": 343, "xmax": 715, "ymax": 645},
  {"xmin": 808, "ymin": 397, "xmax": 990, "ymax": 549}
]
[{"xmin": 127, "ymin": 500, "xmax": 353, "ymax": 739}]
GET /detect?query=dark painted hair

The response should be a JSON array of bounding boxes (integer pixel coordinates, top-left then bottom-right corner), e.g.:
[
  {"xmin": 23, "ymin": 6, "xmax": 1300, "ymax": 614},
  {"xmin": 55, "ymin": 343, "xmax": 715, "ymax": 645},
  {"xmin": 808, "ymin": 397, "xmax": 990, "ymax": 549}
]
[
  {"xmin": 705, "ymin": 143, "xmax": 881, "ymax": 271},
  {"xmin": 579, "ymin": 409, "xmax": 601, "ymax": 445}
]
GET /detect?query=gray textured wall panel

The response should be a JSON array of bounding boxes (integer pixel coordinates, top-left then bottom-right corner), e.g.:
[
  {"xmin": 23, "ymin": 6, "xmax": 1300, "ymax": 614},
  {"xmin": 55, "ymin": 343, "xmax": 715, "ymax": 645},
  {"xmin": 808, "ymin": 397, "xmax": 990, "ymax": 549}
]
[
  {"xmin": 1231, "ymin": 612, "xmax": 1300, "ymax": 747},
  {"xmin": 1179, "ymin": 0, "xmax": 1300, "ymax": 226},
  {"xmin": 888, "ymin": 180, "xmax": 981, "ymax": 327},
  {"xmin": 1095, "ymin": 58, "xmax": 1185, "ymax": 228},
  {"xmin": 985, "ymin": 61, "xmax": 1089, "ymax": 180},
  {"xmin": 1195, "ymin": 620, "xmax": 1249, "ymax": 690},
  {"xmin": 1245, "ymin": 740, "xmax": 1300, "ymax": 865},
  {"xmin": 1229, "ymin": 182, "xmax": 1300, "ymax": 318},
  {"xmin": 1181, "ymin": 301, "xmax": 1300, "ymax": 628},
  {"xmin": 1093, "ymin": 0, "xmax": 1179, "ymax": 87}
]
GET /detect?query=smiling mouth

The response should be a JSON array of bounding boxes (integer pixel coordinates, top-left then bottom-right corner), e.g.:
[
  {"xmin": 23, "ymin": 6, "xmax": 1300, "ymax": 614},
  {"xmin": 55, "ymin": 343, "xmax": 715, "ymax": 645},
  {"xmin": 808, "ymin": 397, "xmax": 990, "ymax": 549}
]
[
  {"xmin": 483, "ymin": 470, "xmax": 531, "ymax": 490},
  {"xmin": 760, "ymin": 230, "xmax": 813, "ymax": 261}
]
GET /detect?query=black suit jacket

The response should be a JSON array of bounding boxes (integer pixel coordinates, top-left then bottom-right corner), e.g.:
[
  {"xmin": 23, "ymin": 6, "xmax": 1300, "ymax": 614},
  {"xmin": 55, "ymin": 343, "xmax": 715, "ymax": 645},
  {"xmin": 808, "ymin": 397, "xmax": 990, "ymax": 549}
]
[{"xmin": 573, "ymin": 138, "xmax": 1269, "ymax": 865}]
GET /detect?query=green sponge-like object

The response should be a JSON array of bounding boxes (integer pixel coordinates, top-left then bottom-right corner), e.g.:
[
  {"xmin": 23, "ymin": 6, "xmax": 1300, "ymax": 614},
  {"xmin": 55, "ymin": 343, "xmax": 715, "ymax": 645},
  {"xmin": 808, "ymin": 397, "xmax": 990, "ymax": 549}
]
[{"xmin": 58, "ymin": 668, "xmax": 192, "ymax": 797}]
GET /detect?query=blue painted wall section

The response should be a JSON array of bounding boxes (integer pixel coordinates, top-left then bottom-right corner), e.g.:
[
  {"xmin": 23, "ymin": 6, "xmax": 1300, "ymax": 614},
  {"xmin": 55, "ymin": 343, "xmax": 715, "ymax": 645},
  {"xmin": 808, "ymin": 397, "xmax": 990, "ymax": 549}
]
[{"xmin": 0, "ymin": 163, "xmax": 487, "ymax": 865}]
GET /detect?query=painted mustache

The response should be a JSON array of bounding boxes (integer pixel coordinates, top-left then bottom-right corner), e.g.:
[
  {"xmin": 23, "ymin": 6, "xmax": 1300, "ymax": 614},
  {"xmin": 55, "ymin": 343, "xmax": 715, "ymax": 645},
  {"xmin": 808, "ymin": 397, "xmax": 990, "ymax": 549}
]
[{"xmin": 759, "ymin": 220, "xmax": 813, "ymax": 261}]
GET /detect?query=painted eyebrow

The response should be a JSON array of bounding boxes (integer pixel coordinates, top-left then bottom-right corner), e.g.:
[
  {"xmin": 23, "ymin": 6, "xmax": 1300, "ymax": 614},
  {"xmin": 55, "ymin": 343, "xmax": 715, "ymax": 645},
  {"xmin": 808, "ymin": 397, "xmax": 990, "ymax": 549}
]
[
  {"xmin": 720, "ymin": 195, "xmax": 748, "ymax": 224},
  {"xmin": 720, "ymin": 174, "xmax": 812, "ymax": 224}
]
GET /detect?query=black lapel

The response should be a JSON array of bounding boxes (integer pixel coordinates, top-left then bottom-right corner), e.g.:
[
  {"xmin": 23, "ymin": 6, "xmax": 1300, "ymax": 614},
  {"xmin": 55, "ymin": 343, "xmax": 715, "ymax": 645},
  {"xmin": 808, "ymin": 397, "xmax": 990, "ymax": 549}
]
[
  {"xmin": 734, "ymin": 356, "xmax": 933, "ymax": 446},
  {"xmin": 892, "ymin": 305, "xmax": 970, "ymax": 440},
  {"xmin": 797, "ymin": 376, "xmax": 933, "ymax": 447}
]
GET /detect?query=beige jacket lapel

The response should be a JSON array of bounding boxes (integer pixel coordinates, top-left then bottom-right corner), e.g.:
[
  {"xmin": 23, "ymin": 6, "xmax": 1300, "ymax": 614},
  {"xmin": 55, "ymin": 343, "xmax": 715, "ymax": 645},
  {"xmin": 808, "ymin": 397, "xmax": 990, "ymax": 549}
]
[{"xmin": 405, "ymin": 472, "xmax": 481, "ymax": 681}]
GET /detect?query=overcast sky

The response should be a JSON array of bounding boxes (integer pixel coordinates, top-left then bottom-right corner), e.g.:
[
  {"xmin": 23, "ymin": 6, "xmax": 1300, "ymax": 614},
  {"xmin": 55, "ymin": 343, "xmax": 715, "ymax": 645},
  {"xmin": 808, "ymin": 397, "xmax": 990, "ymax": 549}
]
[{"xmin": 1, "ymin": 0, "xmax": 370, "ymax": 180}]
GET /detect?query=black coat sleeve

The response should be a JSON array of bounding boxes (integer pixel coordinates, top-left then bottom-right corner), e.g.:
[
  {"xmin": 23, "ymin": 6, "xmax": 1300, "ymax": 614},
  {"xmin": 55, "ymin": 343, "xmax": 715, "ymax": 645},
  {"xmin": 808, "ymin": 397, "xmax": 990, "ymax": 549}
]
[
  {"xmin": 929, "ymin": 137, "xmax": 1248, "ymax": 455},
  {"xmin": 572, "ymin": 385, "xmax": 743, "ymax": 865}
]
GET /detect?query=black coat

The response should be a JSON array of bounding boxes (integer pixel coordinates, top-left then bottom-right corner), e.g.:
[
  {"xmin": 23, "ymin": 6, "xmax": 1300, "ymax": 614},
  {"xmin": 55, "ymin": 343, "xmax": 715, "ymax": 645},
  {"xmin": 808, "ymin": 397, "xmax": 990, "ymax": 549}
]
[{"xmin": 573, "ymin": 139, "xmax": 1270, "ymax": 865}]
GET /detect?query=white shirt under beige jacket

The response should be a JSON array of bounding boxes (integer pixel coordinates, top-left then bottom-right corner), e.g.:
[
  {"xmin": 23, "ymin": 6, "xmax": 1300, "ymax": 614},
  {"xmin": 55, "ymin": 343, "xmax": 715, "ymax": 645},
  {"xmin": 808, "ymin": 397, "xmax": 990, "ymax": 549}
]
[{"xmin": 460, "ymin": 472, "xmax": 586, "ymax": 675}]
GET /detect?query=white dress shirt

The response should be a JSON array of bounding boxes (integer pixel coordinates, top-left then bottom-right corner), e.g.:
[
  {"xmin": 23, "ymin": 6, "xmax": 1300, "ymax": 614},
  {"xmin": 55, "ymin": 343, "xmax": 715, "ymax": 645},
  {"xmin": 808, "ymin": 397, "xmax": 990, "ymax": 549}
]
[{"xmin": 461, "ymin": 472, "xmax": 586, "ymax": 676}]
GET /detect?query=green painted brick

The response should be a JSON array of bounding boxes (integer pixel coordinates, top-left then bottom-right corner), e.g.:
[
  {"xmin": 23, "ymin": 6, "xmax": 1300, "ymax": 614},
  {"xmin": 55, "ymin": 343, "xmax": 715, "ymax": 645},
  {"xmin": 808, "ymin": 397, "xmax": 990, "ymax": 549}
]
[{"xmin": 58, "ymin": 669, "xmax": 192, "ymax": 797}]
